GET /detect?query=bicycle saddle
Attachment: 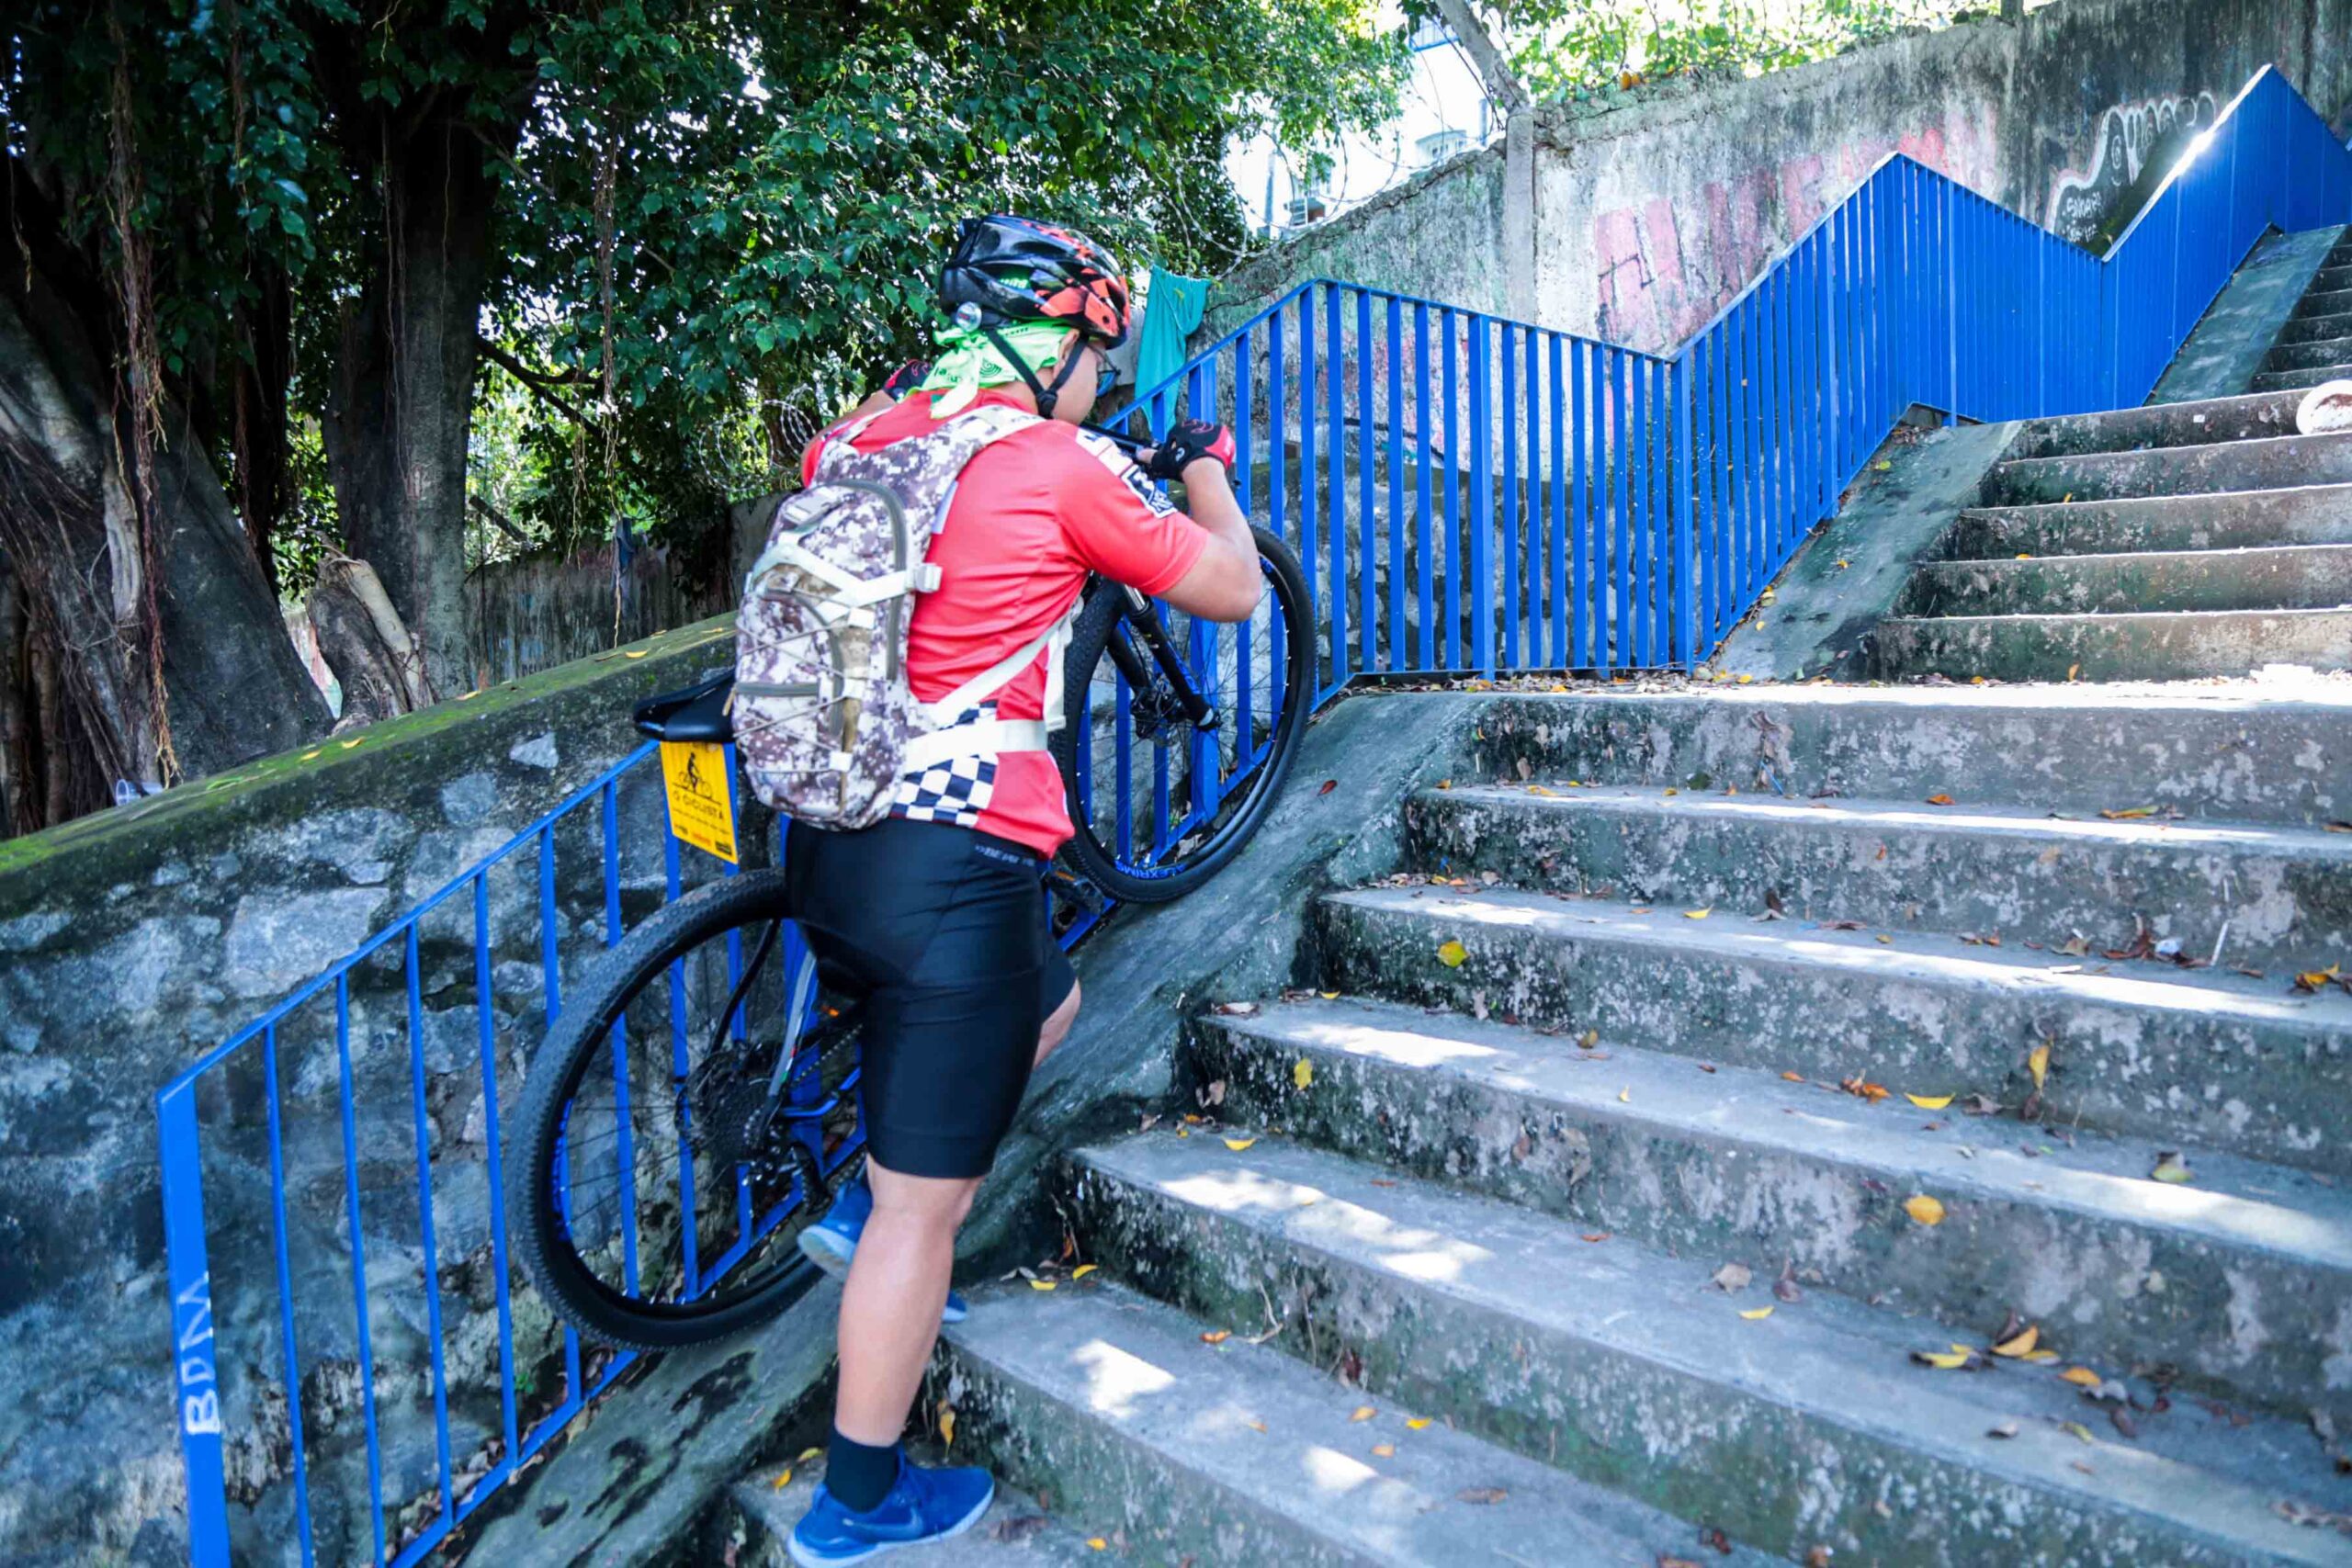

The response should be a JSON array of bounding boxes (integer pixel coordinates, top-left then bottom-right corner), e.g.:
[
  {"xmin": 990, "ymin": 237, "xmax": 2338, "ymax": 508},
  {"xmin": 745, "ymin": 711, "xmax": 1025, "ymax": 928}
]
[{"xmin": 633, "ymin": 671, "xmax": 736, "ymax": 743}]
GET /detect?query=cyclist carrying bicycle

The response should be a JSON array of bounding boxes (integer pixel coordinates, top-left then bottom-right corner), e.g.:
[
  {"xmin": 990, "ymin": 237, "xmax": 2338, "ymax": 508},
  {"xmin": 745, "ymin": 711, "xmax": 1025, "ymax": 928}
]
[{"xmin": 781, "ymin": 214, "xmax": 1261, "ymax": 1564}]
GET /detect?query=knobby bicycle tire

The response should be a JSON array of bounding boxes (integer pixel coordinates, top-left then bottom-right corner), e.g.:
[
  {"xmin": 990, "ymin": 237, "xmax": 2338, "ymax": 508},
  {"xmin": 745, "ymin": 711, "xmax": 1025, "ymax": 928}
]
[
  {"xmin": 509, "ymin": 867, "xmax": 825, "ymax": 1351},
  {"xmin": 1053, "ymin": 526, "xmax": 1315, "ymax": 904}
]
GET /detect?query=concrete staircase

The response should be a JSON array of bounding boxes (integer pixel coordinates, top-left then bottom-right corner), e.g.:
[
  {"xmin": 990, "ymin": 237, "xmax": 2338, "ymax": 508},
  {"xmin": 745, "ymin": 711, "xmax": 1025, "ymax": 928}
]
[
  {"xmin": 1875, "ymin": 231, "xmax": 2352, "ymax": 683},
  {"xmin": 896, "ymin": 678, "xmax": 2352, "ymax": 1566}
]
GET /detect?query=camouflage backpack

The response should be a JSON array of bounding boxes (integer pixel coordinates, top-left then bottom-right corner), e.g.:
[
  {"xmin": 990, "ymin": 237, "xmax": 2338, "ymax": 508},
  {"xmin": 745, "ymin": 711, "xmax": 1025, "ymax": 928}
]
[{"xmin": 733, "ymin": 402, "xmax": 1069, "ymax": 829}]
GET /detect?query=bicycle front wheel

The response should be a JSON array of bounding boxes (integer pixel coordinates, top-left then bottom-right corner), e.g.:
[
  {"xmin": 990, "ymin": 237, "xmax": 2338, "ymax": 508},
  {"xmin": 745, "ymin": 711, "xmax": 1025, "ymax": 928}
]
[{"xmin": 1054, "ymin": 527, "xmax": 1315, "ymax": 904}]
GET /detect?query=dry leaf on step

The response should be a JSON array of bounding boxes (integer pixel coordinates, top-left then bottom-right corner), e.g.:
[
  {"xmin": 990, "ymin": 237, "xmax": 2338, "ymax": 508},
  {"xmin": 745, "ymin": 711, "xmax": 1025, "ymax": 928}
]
[
  {"xmin": 1904, "ymin": 1195, "xmax": 1946, "ymax": 1226},
  {"xmin": 1436, "ymin": 940, "xmax": 1468, "ymax": 967},
  {"xmin": 1711, "ymin": 1263, "xmax": 1753, "ymax": 1293}
]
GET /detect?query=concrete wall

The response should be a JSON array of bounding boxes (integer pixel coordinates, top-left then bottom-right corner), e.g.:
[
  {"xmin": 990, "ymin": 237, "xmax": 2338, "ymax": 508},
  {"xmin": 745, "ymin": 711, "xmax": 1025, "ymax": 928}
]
[
  {"xmin": 464, "ymin": 540, "xmax": 729, "ymax": 688},
  {"xmin": 0, "ymin": 618, "xmax": 740, "ymax": 1563},
  {"xmin": 1200, "ymin": 0, "xmax": 2352, "ymax": 358}
]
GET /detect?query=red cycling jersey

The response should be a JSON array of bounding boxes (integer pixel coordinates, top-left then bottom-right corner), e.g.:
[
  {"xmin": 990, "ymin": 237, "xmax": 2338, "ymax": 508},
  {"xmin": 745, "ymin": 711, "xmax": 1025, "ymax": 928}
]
[{"xmin": 800, "ymin": 388, "xmax": 1209, "ymax": 856}]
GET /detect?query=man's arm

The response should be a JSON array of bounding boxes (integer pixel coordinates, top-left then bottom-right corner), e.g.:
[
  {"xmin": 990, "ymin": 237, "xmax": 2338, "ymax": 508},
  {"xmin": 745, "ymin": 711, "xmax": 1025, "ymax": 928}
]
[{"xmin": 1154, "ymin": 460, "xmax": 1261, "ymax": 624}]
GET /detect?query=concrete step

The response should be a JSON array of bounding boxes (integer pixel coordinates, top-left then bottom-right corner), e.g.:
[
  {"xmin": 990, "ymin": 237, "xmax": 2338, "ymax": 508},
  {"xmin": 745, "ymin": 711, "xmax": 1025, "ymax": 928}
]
[
  {"xmin": 1195, "ymin": 994, "xmax": 2352, "ymax": 1426},
  {"xmin": 1871, "ymin": 606, "xmax": 2352, "ymax": 682},
  {"xmin": 1945, "ymin": 485, "xmax": 2352, "ymax": 559},
  {"xmin": 2254, "ymin": 364, "xmax": 2352, "ymax": 394},
  {"xmin": 2293, "ymin": 287, "xmax": 2352, "ymax": 321},
  {"xmin": 2312, "ymin": 265, "xmax": 2352, "ymax": 296},
  {"xmin": 1461, "ymin": 685, "xmax": 2352, "ymax": 827},
  {"xmin": 1904, "ymin": 543, "xmax": 2352, "ymax": 617},
  {"xmin": 2266, "ymin": 335, "xmax": 2352, "ymax": 374},
  {"xmin": 1311, "ymin": 884, "xmax": 2352, "ymax": 1176},
  {"xmin": 1069, "ymin": 1131, "xmax": 2352, "ymax": 1566},
  {"xmin": 721, "ymin": 1467, "xmax": 1094, "ymax": 1564},
  {"xmin": 2007, "ymin": 389, "xmax": 2305, "ymax": 459},
  {"xmin": 934, "ymin": 1280, "xmax": 1773, "ymax": 1568},
  {"xmin": 1401, "ymin": 783, "xmax": 2352, "ymax": 973},
  {"xmin": 2279, "ymin": 311, "xmax": 2352, "ymax": 347},
  {"xmin": 1981, "ymin": 432, "xmax": 2352, "ymax": 506}
]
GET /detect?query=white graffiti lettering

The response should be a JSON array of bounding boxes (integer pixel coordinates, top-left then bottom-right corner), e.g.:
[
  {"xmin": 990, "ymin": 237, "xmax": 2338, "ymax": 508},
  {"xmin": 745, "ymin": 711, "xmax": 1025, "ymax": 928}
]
[
  {"xmin": 183, "ymin": 1388, "xmax": 223, "ymax": 1437},
  {"xmin": 175, "ymin": 1270, "xmax": 214, "ymax": 1354},
  {"xmin": 2046, "ymin": 91, "xmax": 2220, "ymax": 243}
]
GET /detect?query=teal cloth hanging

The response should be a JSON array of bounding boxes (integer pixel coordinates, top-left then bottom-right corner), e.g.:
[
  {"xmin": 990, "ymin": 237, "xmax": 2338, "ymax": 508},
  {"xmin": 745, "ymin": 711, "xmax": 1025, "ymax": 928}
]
[{"xmin": 1134, "ymin": 266, "xmax": 1212, "ymax": 406}]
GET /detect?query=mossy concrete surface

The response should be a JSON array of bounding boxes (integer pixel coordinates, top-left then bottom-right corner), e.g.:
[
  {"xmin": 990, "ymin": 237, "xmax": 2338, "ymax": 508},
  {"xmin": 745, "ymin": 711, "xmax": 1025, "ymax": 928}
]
[
  {"xmin": 1404, "ymin": 782, "xmax": 2352, "ymax": 975},
  {"xmin": 1943, "ymin": 486, "xmax": 2352, "ymax": 560},
  {"xmin": 1873, "ymin": 605, "xmax": 2352, "ymax": 681},
  {"xmin": 936, "ymin": 1280, "xmax": 1781, "ymax": 1568},
  {"xmin": 1194, "ymin": 994, "xmax": 2352, "ymax": 1429},
  {"xmin": 1313, "ymin": 883, "xmax": 2352, "ymax": 1179},
  {"xmin": 1904, "ymin": 543, "xmax": 2352, "ymax": 617},
  {"xmin": 1065, "ymin": 1132, "xmax": 2352, "ymax": 1567}
]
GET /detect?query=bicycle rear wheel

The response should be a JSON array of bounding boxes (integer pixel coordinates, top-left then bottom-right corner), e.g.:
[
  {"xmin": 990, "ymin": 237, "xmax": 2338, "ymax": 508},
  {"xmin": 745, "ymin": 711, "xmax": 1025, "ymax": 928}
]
[
  {"xmin": 1054, "ymin": 527, "xmax": 1314, "ymax": 904},
  {"xmin": 509, "ymin": 869, "xmax": 853, "ymax": 1350}
]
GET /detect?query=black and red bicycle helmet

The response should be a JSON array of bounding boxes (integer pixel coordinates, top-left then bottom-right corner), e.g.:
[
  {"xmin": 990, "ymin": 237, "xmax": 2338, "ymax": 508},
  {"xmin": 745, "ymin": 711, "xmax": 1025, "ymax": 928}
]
[{"xmin": 939, "ymin": 214, "xmax": 1133, "ymax": 348}]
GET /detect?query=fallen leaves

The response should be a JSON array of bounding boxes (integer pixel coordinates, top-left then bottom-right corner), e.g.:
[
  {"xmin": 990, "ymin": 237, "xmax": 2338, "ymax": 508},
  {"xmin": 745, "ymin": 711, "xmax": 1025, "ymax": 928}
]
[
  {"xmin": 1904, "ymin": 1194, "xmax": 1947, "ymax": 1226},
  {"xmin": 1926, "ymin": 793, "xmax": 1954, "ymax": 807},
  {"xmin": 1222, "ymin": 1137, "xmax": 1257, "ymax": 1152},
  {"xmin": 2098, "ymin": 805, "xmax": 2159, "ymax": 819},
  {"xmin": 1317, "ymin": 779, "xmax": 1338, "ymax": 795},
  {"xmin": 1407, "ymin": 1416, "xmax": 1433, "ymax": 1429},
  {"xmin": 1991, "ymin": 1325, "xmax": 2040, "ymax": 1359},
  {"xmin": 1211, "ymin": 1000, "xmax": 1259, "ymax": 1016},
  {"xmin": 1200, "ymin": 1330, "xmax": 1232, "ymax": 1345},
  {"xmin": 1351, "ymin": 1405, "xmax": 1377, "ymax": 1422},
  {"xmin": 1436, "ymin": 939, "xmax": 1469, "ymax": 967},
  {"xmin": 1071, "ymin": 1264, "xmax": 1097, "ymax": 1280},
  {"xmin": 2292, "ymin": 964, "xmax": 2352, "ymax": 996},
  {"xmin": 1293, "ymin": 1059, "xmax": 1315, "ymax": 1089},
  {"xmin": 1372, "ymin": 1443, "xmax": 1396, "ymax": 1458},
  {"xmin": 1913, "ymin": 1346, "xmax": 1981, "ymax": 1371},
  {"xmin": 1710, "ymin": 1263, "xmax": 1753, "ymax": 1293},
  {"xmin": 2151, "ymin": 1151, "xmax": 2194, "ymax": 1184},
  {"xmin": 938, "ymin": 1403, "xmax": 957, "ymax": 1447},
  {"xmin": 2028, "ymin": 1043, "xmax": 2051, "ymax": 1091},
  {"xmin": 1456, "ymin": 1486, "xmax": 1509, "ymax": 1505},
  {"xmin": 1739, "ymin": 1305, "xmax": 1775, "ymax": 1321},
  {"xmin": 1683, "ymin": 908, "xmax": 1713, "ymax": 919},
  {"xmin": 2061, "ymin": 1367, "xmax": 2104, "ymax": 1388},
  {"xmin": 1905, "ymin": 1093, "xmax": 1954, "ymax": 1110},
  {"xmin": 1840, "ymin": 1077, "xmax": 1892, "ymax": 1103}
]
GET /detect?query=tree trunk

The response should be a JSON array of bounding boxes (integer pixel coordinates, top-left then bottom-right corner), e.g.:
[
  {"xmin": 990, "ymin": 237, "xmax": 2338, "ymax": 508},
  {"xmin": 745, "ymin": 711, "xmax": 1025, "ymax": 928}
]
[
  {"xmin": 0, "ymin": 222, "xmax": 329, "ymax": 831},
  {"xmin": 322, "ymin": 106, "xmax": 520, "ymax": 700},
  {"xmin": 309, "ymin": 554, "xmax": 431, "ymax": 728}
]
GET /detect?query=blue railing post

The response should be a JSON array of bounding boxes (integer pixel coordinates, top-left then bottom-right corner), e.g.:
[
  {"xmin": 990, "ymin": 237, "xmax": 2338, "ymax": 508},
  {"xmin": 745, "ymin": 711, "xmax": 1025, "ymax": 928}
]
[
  {"xmin": 1469, "ymin": 313, "xmax": 1496, "ymax": 677},
  {"xmin": 1670, "ymin": 354, "xmax": 1696, "ymax": 667},
  {"xmin": 158, "ymin": 1082, "xmax": 232, "ymax": 1568}
]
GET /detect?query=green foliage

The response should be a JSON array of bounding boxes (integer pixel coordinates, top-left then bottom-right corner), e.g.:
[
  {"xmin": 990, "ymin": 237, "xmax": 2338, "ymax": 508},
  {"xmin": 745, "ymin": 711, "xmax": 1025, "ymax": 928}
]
[
  {"xmin": 1459, "ymin": 0, "xmax": 1973, "ymax": 101},
  {"xmin": 7, "ymin": 0, "xmax": 1404, "ymax": 589}
]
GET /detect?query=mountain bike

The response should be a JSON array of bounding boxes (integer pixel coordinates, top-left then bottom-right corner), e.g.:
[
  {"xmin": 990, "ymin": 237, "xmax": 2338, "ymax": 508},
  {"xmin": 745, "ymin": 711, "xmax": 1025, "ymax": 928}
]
[{"xmin": 510, "ymin": 518, "xmax": 1311, "ymax": 1349}]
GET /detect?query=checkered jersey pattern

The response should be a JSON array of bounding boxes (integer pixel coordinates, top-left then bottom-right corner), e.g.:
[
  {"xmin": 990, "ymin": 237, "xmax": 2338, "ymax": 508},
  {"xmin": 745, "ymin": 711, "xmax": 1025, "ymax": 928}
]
[{"xmin": 889, "ymin": 703, "xmax": 998, "ymax": 828}]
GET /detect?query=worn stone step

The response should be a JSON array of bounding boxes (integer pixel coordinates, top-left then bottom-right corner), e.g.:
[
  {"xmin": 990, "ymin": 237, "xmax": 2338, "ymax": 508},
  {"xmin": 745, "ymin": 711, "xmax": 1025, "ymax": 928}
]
[
  {"xmin": 1904, "ymin": 543, "xmax": 2352, "ymax": 616},
  {"xmin": 2279, "ymin": 311, "xmax": 2352, "ymax": 347},
  {"xmin": 1194, "ymin": 993, "xmax": 2352, "ymax": 1424},
  {"xmin": 1871, "ymin": 606, "xmax": 2352, "ymax": 682},
  {"xmin": 2007, "ymin": 389, "xmax": 2306, "ymax": 459},
  {"xmin": 2293, "ymin": 287, "xmax": 2352, "ymax": 321},
  {"xmin": 719, "ymin": 1468, "xmax": 1095, "ymax": 1564},
  {"xmin": 1314, "ymin": 882, "xmax": 2352, "ymax": 1174},
  {"xmin": 934, "ymin": 1281, "xmax": 1771, "ymax": 1568},
  {"xmin": 1401, "ymin": 784, "xmax": 2352, "ymax": 973},
  {"xmin": 1069, "ymin": 1132, "xmax": 2352, "ymax": 1567},
  {"xmin": 1945, "ymin": 485, "xmax": 2352, "ymax": 560},
  {"xmin": 1462, "ymin": 685, "xmax": 2352, "ymax": 827},
  {"xmin": 1982, "ymin": 432, "xmax": 2352, "ymax": 505},
  {"xmin": 2267, "ymin": 335, "xmax": 2352, "ymax": 374},
  {"xmin": 2254, "ymin": 364, "xmax": 2352, "ymax": 393},
  {"xmin": 2312, "ymin": 265, "xmax": 2352, "ymax": 296}
]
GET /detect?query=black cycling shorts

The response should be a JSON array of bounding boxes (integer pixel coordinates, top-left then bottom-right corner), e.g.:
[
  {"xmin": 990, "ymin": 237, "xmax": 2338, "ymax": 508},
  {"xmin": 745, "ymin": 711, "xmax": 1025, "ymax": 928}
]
[{"xmin": 783, "ymin": 816, "xmax": 1077, "ymax": 1179}]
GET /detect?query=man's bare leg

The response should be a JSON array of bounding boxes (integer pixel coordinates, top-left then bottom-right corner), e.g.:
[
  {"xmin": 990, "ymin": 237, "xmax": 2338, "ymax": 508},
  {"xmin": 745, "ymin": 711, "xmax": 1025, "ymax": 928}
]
[
  {"xmin": 833, "ymin": 1158, "xmax": 979, "ymax": 1445},
  {"xmin": 1034, "ymin": 979, "xmax": 1081, "ymax": 1069}
]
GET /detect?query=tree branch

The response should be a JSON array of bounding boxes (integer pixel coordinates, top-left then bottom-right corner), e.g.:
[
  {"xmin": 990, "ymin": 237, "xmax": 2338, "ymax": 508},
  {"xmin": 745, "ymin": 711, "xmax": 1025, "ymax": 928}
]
[
  {"xmin": 476, "ymin": 334, "xmax": 600, "ymax": 428},
  {"xmin": 1432, "ymin": 0, "xmax": 1529, "ymax": 114}
]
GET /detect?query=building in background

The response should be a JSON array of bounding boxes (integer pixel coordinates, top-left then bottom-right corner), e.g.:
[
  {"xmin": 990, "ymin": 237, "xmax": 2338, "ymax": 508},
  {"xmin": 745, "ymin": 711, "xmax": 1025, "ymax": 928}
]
[{"xmin": 1224, "ymin": 9, "xmax": 1494, "ymax": 239}]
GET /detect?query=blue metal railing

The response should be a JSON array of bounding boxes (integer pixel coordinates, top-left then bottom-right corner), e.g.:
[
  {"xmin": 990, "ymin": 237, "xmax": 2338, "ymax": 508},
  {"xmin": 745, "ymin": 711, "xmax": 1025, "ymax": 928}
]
[
  {"xmin": 157, "ymin": 63, "xmax": 2351, "ymax": 1565},
  {"xmin": 1120, "ymin": 64, "xmax": 2352, "ymax": 677}
]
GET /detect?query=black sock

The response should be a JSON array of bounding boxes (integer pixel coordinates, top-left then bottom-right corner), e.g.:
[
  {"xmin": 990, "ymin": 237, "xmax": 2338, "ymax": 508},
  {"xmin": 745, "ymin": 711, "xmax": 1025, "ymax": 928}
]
[{"xmin": 827, "ymin": 1427, "xmax": 901, "ymax": 1513}]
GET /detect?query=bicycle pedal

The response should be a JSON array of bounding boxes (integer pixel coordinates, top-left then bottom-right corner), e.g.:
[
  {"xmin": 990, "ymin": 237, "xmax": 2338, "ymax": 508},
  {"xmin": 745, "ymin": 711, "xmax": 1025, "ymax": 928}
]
[{"xmin": 1049, "ymin": 869, "xmax": 1110, "ymax": 917}]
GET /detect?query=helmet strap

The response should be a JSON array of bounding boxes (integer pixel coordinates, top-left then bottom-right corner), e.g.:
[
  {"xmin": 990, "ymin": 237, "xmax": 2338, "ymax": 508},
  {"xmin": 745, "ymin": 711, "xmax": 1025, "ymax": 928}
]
[{"xmin": 981, "ymin": 324, "xmax": 1082, "ymax": 420}]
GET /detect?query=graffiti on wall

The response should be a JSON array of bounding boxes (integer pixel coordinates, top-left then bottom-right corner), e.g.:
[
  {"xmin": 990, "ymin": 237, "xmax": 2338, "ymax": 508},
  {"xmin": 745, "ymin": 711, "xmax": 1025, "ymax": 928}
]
[
  {"xmin": 1589, "ymin": 118, "xmax": 1997, "ymax": 353},
  {"xmin": 2044, "ymin": 91, "xmax": 2219, "ymax": 243}
]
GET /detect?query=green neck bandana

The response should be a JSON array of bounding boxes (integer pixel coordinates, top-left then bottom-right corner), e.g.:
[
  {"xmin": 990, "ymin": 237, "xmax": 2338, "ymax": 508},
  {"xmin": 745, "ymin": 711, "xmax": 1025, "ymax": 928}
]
[{"xmin": 918, "ymin": 319, "xmax": 1073, "ymax": 417}]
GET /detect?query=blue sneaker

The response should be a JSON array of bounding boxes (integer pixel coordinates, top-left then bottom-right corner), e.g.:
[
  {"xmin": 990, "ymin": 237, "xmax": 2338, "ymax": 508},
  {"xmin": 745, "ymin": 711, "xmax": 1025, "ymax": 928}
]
[
  {"xmin": 788, "ymin": 1453, "xmax": 995, "ymax": 1566},
  {"xmin": 799, "ymin": 1173, "xmax": 968, "ymax": 1324}
]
